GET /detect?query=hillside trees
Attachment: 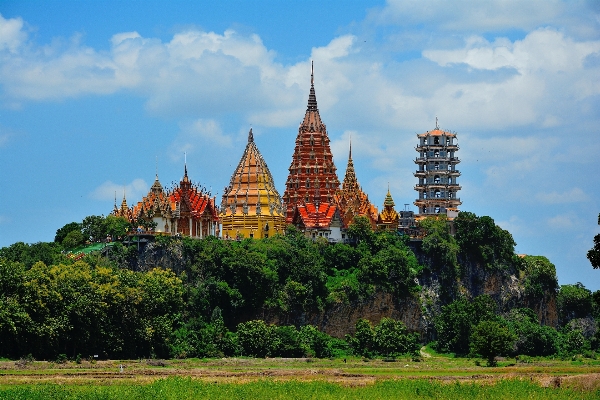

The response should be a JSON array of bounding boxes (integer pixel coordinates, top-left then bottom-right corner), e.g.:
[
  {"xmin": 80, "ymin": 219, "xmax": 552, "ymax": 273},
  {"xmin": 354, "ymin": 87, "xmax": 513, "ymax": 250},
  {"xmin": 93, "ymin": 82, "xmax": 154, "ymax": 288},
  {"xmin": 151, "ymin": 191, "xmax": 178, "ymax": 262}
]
[
  {"xmin": 588, "ymin": 213, "xmax": 600, "ymax": 269},
  {"xmin": 454, "ymin": 212, "xmax": 516, "ymax": 270}
]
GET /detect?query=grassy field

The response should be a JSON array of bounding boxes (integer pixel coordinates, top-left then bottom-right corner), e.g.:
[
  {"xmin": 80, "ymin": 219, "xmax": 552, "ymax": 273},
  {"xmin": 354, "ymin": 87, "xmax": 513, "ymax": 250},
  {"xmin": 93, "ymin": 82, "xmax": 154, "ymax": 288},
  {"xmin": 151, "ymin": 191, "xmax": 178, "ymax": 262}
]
[{"xmin": 0, "ymin": 351, "xmax": 599, "ymax": 399}]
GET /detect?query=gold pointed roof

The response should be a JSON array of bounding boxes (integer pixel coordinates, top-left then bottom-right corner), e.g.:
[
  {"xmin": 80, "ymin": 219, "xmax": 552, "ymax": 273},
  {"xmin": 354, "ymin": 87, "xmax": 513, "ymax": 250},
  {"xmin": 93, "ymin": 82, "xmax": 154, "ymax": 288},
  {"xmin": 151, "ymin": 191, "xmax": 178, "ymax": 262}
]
[
  {"xmin": 221, "ymin": 128, "xmax": 284, "ymax": 218},
  {"xmin": 378, "ymin": 187, "xmax": 399, "ymax": 227}
]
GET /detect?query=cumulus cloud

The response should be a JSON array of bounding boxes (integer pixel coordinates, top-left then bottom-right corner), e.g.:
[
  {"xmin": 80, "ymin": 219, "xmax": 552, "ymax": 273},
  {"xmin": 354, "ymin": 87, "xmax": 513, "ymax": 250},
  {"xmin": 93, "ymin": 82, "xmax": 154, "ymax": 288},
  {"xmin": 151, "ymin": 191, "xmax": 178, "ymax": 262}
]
[
  {"xmin": 168, "ymin": 119, "xmax": 232, "ymax": 162},
  {"xmin": 547, "ymin": 213, "xmax": 582, "ymax": 230},
  {"xmin": 535, "ymin": 188, "xmax": 590, "ymax": 204},
  {"xmin": 90, "ymin": 179, "xmax": 148, "ymax": 202},
  {"xmin": 0, "ymin": 14, "xmax": 27, "ymax": 53}
]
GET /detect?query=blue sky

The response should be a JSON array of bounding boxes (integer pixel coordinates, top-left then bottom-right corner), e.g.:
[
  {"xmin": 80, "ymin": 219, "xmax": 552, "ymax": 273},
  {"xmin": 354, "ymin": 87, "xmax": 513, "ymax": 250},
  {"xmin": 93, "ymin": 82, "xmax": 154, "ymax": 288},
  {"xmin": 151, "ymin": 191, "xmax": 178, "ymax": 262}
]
[{"xmin": 1, "ymin": 0, "xmax": 599, "ymax": 290}]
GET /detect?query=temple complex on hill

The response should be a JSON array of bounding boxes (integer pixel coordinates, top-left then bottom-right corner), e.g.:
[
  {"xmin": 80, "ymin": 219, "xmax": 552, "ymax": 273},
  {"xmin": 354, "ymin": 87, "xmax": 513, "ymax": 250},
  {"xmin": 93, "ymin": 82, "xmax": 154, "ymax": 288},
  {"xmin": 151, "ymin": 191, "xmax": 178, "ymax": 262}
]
[
  {"xmin": 334, "ymin": 142, "xmax": 379, "ymax": 229},
  {"xmin": 414, "ymin": 119, "xmax": 461, "ymax": 218},
  {"xmin": 112, "ymin": 165, "xmax": 219, "ymax": 238},
  {"xmin": 220, "ymin": 128, "xmax": 286, "ymax": 239},
  {"xmin": 282, "ymin": 63, "xmax": 340, "ymax": 226}
]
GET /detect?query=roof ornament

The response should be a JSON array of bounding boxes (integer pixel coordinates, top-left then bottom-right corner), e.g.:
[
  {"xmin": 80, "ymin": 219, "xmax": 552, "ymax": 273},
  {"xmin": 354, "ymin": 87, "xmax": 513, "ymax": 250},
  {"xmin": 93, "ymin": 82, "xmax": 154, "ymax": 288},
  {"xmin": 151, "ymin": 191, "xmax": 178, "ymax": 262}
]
[
  {"xmin": 307, "ymin": 61, "xmax": 318, "ymax": 111},
  {"xmin": 349, "ymin": 135, "xmax": 352, "ymax": 160},
  {"xmin": 311, "ymin": 60, "xmax": 314, "ymax": 86},
  {"xmin": 248, "ymin": 127, "xmax": 253, "ymax": 143},
  {"xmin": 435, "ymin": 116, "xmax": 439, "ymax": 130}
]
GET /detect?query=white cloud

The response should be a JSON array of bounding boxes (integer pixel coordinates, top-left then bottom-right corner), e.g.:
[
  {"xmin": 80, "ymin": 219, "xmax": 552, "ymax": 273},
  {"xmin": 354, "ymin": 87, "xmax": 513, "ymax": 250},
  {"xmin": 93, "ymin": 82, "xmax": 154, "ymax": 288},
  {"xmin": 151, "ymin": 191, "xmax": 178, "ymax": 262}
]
[
  {"xmin": 89, "ymin": 179, "xmax": 148, "ymax": 202},
  {"xmin": 496, "ymin": 215, "xmax": 532, "ymax": 237},
  {"xmin": 535, "ymin": 188, "xmax": 589, "ymax": 204},
  {"xmin": 369, "ymin": 0, "xmax": 591, "ymax": 38},
  {"xmin": 547, "ymin": 213, "xmax": 582, "ymax": 230},
  {"xmin": 0, "ymin": 14, "xmax": 27, "ymax": 53},
  {"xmin": 168, "ymin": 119, "xmax": 232, "ymax": 161}
]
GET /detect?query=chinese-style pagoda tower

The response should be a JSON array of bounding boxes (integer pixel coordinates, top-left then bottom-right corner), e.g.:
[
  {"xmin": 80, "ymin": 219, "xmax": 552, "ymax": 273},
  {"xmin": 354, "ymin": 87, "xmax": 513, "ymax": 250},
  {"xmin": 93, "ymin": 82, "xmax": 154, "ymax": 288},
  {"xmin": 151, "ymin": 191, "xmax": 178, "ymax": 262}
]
[
  {"xmin": 220, "ymin": 128, "xmax": 286, "ymax": 239},
  {"xmin": 282, "ymin": 62, "xmax": 340, "ymax": 222},
  {"xmin": 414, "ymin": 119, "xmax": 461, "ymax": 217},
  {"xmin": 377, "ymin": 187, "xmax": 399, "ymax": 231},
  {"xmin": 334, "ymin": 141, "xmax": 378, "ymax": 229}
]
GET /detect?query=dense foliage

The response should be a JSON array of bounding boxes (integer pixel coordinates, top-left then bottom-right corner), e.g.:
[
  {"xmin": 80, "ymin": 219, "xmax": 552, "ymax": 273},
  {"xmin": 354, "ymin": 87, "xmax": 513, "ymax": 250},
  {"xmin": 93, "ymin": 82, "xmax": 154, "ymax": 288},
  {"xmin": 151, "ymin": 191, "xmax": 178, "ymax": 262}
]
[{"xmin": 0, "ymin": 211, "xmax": 598, "ymax": 362}]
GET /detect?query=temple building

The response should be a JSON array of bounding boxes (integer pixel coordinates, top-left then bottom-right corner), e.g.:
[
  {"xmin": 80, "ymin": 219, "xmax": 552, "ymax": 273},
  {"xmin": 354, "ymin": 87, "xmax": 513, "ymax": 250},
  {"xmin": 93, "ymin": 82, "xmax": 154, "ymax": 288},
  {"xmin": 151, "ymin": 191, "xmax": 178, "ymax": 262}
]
[
  {"xmin": 113, "ymin": 165, "xmax": 219, "ymax": 238},
  {"xmin": 292, "ymin": 202, "xmax": 345, "ymax": 242},
  {"xmin": 334, "ymin": 142, "xmax": 379, "ymax": 229},
  {"xmin": 168, "ymin": 165, "xmax": 219, "ymax": 237},
  {"xmin": 376, "ymin": 188, "xmax": 399, "ymax": 231},
  {"xmin": 220, "ymin": 128, "xmax": 286, "ymax": 239},
  {"xmin": 282, "ymin": 63, "xmax": 340, "ymax": 224},
  {"xmin": 414, "ymin": 119, "xmax": 461, "ymax": 218}
]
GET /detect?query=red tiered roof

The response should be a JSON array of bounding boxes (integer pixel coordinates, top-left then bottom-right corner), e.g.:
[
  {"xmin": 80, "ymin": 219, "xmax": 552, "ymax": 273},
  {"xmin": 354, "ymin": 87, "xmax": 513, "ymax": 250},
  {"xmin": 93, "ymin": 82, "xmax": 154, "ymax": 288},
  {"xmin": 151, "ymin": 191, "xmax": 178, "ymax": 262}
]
[{"xmin": 292, "ymin": 202, "xmax": 339, "ymax": 229}]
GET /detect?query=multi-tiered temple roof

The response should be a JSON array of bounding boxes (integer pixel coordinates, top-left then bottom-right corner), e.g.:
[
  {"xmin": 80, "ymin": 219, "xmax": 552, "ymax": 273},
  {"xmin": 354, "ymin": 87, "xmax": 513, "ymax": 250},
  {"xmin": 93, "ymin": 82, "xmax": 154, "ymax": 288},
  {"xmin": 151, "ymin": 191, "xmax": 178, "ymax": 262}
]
[
  {"xmin": 220, "ymin": 128, "xmax": 286, "ymax": 239},
  {"xmin": 377, "ymin": 187, "xmax": 400, "ymax": 231},
  {"xmin": 282, "ymin": 63, "xmax": 340, "ymax": 223},
  {"xmin": 335, "ymin": 142, "xmax": 378, "ymax": 229}
]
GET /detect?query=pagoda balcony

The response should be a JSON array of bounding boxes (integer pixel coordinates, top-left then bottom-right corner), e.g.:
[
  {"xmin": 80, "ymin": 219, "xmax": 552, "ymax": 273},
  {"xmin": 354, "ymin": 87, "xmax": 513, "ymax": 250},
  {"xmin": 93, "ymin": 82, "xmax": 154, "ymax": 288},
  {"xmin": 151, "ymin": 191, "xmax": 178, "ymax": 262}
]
[{"xmin": 415, "ymin": 144, "xmax": 460, "ymax": 151}]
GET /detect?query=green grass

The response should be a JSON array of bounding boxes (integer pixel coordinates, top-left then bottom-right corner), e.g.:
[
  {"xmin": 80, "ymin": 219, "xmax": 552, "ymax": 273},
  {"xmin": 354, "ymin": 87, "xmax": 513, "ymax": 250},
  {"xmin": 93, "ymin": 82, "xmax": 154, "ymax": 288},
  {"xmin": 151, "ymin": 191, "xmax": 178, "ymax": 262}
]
[{"xmin": 0, "ymin": 377, "xmax": 594, "ymax": 400}]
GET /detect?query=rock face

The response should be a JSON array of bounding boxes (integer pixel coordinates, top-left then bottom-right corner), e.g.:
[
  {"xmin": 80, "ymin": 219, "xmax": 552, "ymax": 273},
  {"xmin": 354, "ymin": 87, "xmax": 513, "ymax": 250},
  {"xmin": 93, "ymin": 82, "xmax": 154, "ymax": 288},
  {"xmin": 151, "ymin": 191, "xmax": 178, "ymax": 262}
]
[
  {"xmin": 127, "ymin": 239, "xmax": 558, "ymax": 339},
  {"xmin": 283, "ymin": 247, "xmax": 558, "ymax": 340}
]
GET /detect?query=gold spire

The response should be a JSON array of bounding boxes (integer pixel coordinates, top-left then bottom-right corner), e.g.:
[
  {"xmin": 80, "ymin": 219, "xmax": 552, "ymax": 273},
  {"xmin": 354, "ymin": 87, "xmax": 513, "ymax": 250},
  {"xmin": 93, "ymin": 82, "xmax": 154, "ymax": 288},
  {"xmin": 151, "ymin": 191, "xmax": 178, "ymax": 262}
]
[{"xmin": 221, "ymin": 128, "xmax": 286, "ymax": 238}]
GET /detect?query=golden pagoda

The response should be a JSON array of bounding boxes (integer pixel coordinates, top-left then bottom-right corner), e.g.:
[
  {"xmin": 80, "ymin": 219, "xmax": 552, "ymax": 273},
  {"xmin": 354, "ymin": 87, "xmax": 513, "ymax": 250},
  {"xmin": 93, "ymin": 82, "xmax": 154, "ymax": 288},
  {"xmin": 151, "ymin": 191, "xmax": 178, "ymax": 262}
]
[
  {"xmin": 220, "ymin": 128, "xmax": 286, "ymax": 239},
  {"xmin": 377, "ymin": 187, "xmax": 399, "ymax": 231},
  {"xmin": 334, "ymin": 141, "xmax": 378, "ymax": 229}
]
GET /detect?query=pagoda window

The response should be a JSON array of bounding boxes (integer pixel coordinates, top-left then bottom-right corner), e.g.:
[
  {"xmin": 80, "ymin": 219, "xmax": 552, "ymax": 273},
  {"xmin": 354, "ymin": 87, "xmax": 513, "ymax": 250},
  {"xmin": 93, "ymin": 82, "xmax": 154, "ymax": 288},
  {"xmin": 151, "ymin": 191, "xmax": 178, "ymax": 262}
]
[
  {"xmin": 434, "ymin": 137, "xmax": 440, "ymax": 145},
  {"xmin": 434, "ymin": 150, "xmax": 440, "ymax": 158},
  {"xmin": 446, "ymin": 138, "xmax": 451, "ymax": 145},
  {"xmin": 310, "ymin": 151, "xmax": 315, "ymax": 159},
  {"xmin": 310, "ymin": 135, "xmax": 314, "ymax": 146},
  {"xmin": 306, "ymin": 179, "xmax": 310, "ymax": 188},
  {"xmin": 434, "ymin": 175, "xmax": 441, "ymax": 184},
  {"xmin": 435, "ymin": 190, "xmax": 441, "ymax": 198},
  {"xmin": 448, "ymin": 177, "xmax": 453, "ymax": 184},
  {"xmin": 435, "ymin": 205, "xmax": 441, "ymax": 213},
  {"xmin": 434, "ymin": 163, "xmax": 439, "ymax": 170}
]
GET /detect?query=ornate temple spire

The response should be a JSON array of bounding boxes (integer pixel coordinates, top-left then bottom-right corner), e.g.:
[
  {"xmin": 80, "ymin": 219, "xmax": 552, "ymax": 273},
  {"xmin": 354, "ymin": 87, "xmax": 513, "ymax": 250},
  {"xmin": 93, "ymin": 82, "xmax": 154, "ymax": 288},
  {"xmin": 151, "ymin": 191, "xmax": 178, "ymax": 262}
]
[
  {"xmin": 383, "ymin": 187, "xmax": 395, "ymax": 208},
  {"xmin": 151, "ymin": 173, "xmax": 164, "ymax": 194},
  {"xmin": 307, "ymin": 60, "xmax": 318, "ymax": 112},
  {"xmin": 283, "ymin": 63, "xmax": 339, "ymax": 222},
  {"xmin": 248, "ymin": 127, "xmax": 254, "ymax": 143},
  {"xmin": 342, "ymin": 141, "xmax": 359, "ymax": 192}
]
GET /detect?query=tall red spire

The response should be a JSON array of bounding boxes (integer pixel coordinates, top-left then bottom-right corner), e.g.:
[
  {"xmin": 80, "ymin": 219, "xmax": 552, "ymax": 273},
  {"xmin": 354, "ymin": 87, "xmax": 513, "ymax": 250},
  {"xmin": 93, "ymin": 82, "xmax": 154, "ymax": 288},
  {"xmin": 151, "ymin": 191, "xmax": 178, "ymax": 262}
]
[{"xmin": 282, "ymin": 63, "xmax": 340, "ymax": 222}]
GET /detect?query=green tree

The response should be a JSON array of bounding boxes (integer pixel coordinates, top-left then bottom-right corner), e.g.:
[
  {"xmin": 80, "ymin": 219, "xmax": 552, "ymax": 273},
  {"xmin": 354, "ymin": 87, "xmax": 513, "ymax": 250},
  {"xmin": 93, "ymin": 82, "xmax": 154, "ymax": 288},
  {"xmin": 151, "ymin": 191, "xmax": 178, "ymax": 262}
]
[
  {"xmin": 236, "ymin": 320, "xmax": 273, "ymax": 357},
  {"xmin": 557, "ymin": 283, "xmax": 593, "ymax": 323},
  {"xmin": 505, "ymin": 308, "xmax": 558, "ymax": 356},
  {"xmin": 105, "ymin": 215, "xmax": 131, "ymax": 239},
  {"xmin": 521, "ymin": 256, "xmax": 559, "ymax": 298},
  {"xmin": 420, "ymin": 215, "xmax": 459, "ymax": 269},
  {"xmin": 347, "ymin": 216, "xmax": 376, "ymax": 248},
  {"xmin": 470, "ymin": 320, "xmax": 516, "ymax": 366},
  {"xmin": 588, "ymin": 213, "xmax": 600, "ymax": 269},
  {"xmin": 352, "ymin": 318, "xmax": 374, "ymax": 357},
  {"xmin": 454, "ymin": 212, "xmax": 516, "ymax": 269},
  {"xmin": 435, "ymin": 295, "xmax": 497, "ymax": 354},
  {"xmin": 373, "ymin": 317, "xmax": 419, "ymax": 357},
  {"xmin": 62, "ymin": 230, "xmax": 85, "ymax": 250},
  {"xmin": 82, "ymin": 215, "xmax": 107, "ymax": 242},
  {"xmin": 54, "ymin": 222, "xmax": 82, "ymax": 243}
]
